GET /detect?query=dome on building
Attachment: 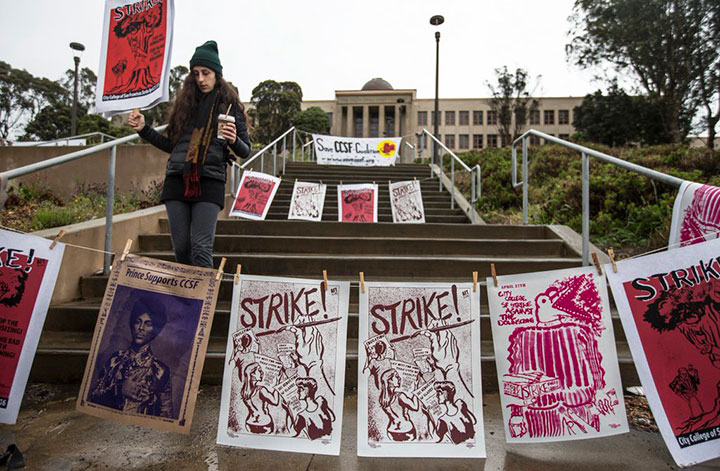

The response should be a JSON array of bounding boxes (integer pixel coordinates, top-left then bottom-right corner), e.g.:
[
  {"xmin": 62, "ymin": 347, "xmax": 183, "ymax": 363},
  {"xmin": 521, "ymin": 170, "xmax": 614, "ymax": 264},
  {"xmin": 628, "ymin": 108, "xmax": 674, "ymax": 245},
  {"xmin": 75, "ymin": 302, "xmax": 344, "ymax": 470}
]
[{"xmin": 361, "ymin": 77, "xmax": 394, "ymax": 91}]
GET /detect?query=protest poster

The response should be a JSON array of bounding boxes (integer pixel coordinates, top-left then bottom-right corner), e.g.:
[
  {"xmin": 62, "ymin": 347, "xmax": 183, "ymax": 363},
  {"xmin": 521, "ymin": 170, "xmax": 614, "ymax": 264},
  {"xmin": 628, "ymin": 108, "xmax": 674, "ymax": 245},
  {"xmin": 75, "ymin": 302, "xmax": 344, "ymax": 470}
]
[
  {"xmin": 607, "ymin": 239, "xmax": 720, "ymax": 467},
  {"xmin": 95, "ymin": 0, "xmax": 174, "ymax": 115},
  {"xmin": 389, "ymin": 180, "xmax": 425, "ymax": 224},
  {"xmin": 337, "ymin": 183, "xmax": 378, "ymax": 223},
  {"xmin": 76, "ymin": 254, "xmax": 219, "ymax": 434},
  {"xmin": 229, "ymin": 171, "xmax": 281, "ymax": 220},
  {"xmin": 217, "ymin": 274, "xmax": 350, "ymax": 455},
  {"xmin": 669, "ymin": 181, "xmax": 720, "ymax": 248},
  {"xmin": 0, "ymin": 230, "xmax": 64, "ymax": 424},
  {"xmin": 288, "ymin": 181, "xmax": 327, "ymax": 222},
  {"xmin": 358, "ymin": 282, "xmax": 485, "ymax": 458},
  {"xmin": 487, "ymin": 266, "xmax": 628, "ymax": 443},
  {"xmin": 312, "ymin": 134, "xmax": 401, "ymax": 166}
]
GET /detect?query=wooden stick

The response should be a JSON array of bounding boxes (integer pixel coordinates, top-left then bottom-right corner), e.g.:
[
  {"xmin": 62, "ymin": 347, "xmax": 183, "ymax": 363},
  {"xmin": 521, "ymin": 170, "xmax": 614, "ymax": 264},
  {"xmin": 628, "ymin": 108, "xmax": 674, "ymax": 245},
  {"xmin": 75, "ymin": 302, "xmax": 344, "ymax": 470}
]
[
  {"xmin": 608, "ymin": 248, "xmax": 618, "ymax": 273},
  {"xmin": 322, "ymin": 269, "xmax": 328, "ymax": 291},
  {"xmin": 234, "ymin": 264, "xmax": 242, "ymax": 285},
  {"xmin": 359, "ymin": 272, "xmax": 366, "ymax": 293},
  {"xmin": 591, "ymin": 252, "xmax": 603, "ymax": 276},
  {"xmin": 120, "ymin": 239, "xmax": 133, "ymax": 262},
  {"xmin": 49, "ymin": 229, "xmax": 66, "ymax": 250},
  {"xmin": 256, "ymin": 316, "xmax": 342, "ymax": 337},
  {"xmin": 216, "ymin": 257, "xmax": 227, "ymax": 280},
  {"xmin": 390, "ymin": 319, "xmax": 475, "ymax": 343},
  {"xmin": 491, "ymin": 263, "xmax": 498, "ymax": 287},
  {"xmin": 473, "ymin": 271, "xmax": 478, "ymax": 292}
]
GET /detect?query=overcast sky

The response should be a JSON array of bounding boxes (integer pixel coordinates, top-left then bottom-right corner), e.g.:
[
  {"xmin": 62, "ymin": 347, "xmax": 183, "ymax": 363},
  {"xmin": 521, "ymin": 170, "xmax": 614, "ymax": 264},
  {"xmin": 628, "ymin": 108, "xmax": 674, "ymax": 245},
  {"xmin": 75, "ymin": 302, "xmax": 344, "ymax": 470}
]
[{"xmin": 1, "ymin": 0, "xmax": 608, "ymax": 102}]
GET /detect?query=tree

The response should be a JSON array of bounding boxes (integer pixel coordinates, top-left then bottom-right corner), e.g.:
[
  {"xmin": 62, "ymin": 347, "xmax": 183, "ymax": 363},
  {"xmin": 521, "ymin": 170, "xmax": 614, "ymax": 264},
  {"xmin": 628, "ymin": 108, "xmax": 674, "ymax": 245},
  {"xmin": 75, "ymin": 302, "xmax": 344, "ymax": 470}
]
[
  {"xmin": 692, "ymin": 2, "xmax": 720, "ymax": 148},
  {"xmin": 143, "ymin": 65, "xmax": 188, "ymax": 126},
  {"xmin": 60, "ymin": 67, "xmax": 97, "ymax": 111},
  {"xmin": 567, "ymin": 0, "xmax": 718, "ymax": 144},
  {"xmin": 249, "ymin": 80, "xmax": 302, "ymax": 144},
  {"xmin": 293, "ymin": 106, "xmax": 330, "ymax": 134},
  {"xmin": 487, "ymin": 67, "xmax": 539, "ymax": 146}
]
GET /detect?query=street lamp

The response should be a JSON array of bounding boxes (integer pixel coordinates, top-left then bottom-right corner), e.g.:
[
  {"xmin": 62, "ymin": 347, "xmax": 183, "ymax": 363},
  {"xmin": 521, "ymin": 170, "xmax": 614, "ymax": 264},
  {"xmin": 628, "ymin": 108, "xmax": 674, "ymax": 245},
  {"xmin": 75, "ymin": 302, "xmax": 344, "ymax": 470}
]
[
  {"xmin": 69, "ymin": 42, "xmax": 86, "ymax": 137},
  {"xmin": 429, "ymin": 15, "xmax": 444, "ymax": 163}
]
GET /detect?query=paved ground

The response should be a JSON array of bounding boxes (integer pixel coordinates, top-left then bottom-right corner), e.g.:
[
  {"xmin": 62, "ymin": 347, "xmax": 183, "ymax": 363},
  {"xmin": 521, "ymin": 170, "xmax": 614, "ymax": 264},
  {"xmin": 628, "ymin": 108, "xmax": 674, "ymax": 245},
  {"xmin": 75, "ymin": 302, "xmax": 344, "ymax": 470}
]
[{"xmin": 1, "ymin": 384, "xmax": 719, "ymax": 471}]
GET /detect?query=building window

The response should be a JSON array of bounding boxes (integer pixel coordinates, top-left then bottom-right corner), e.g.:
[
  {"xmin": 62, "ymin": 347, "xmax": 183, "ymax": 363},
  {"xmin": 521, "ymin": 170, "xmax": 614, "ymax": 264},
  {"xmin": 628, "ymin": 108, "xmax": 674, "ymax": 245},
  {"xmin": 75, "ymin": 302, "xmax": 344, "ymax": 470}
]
[
  {"xmin": 432, "ymin": 111, "xmax": 441, "ymax": 126},
  {"xmin": 459, "ymin": 111, "xmax": 469, "ymax": 126},
  {"xmin": 529, "ymin": 135, "xmax": 541, "ymax": 146},
  {"xmin": 418, "ymin": 111, "xmax": 427, "ymax": 126},
  {"xmin": 544, "ymin": 110, "xmax": 555, "ymax": 125},
  {"xmin": 445, "ymin": 111, "xmax": 455, "ymax": 126},
  {"xmin": 487, "ymin": 110, "xmax": 498, "ymax": 125},
  {"xmin": 558, "ymin": 110, "xmax": 569, "ymax": 125},
  {"xmin": 487, "ymin": 134, "xmax": 498, "ymax": 148},
  {"xmin": 529, "ymin": 109, "xmax": 540, "ymax": 125},
  {"xmin": 472, "ymin": 134, "xmax": 483, "ymax": 149},
  {"xmin": 353, "ymin": 107, "xmax": 363, "ymax": 137},
  {"xmin": 369, "ymin": 106, "xmax": 379, "ymax": 137},
  {"xmin": 473, "ymin": 110, "xmax": 483, "ymax": 125},
  {"xmin": 459, "ymin": 134, "xmax": 469, "ymax": 149},
  {"xmin": 445, "ymin": 134, "xmax": 455, "ymax": 149}
]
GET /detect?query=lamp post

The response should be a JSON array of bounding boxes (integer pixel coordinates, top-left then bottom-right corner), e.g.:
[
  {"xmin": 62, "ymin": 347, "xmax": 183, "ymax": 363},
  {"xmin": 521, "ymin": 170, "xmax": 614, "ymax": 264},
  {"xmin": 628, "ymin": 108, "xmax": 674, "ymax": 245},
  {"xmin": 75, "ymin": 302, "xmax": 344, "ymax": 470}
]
[
  {"xmin": 69, "ymin": 42, "xmax": 86, "ymax": 137},
  {"xmin": 429, "ymin": 15, "xmax": 444, "ymax": 163}
]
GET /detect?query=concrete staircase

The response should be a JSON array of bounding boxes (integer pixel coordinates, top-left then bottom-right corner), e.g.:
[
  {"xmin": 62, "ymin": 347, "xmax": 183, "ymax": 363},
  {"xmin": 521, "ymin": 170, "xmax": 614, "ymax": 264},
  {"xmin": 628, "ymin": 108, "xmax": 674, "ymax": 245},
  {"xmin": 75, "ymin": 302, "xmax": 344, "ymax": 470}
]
[{"xmin": 32, "ymin": 162, "xmax": 638, "ymax": 390}]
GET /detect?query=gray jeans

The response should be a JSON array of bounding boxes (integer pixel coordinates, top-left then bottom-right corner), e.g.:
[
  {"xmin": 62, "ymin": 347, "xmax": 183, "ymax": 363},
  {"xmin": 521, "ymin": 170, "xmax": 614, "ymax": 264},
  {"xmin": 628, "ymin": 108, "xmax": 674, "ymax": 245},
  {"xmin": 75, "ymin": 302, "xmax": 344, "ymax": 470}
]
[{"xmin": 164, "ymin": 200, "xmax": 221, "ymax": 268}]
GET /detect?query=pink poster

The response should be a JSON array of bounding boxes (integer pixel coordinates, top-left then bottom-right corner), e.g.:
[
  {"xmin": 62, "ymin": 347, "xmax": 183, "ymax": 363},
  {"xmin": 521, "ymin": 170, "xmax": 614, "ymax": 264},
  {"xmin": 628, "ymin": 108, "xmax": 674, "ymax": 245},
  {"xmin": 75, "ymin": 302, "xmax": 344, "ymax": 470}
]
[
  {"xmin": 337, "ymin": 183, "xmax": 378, "ymax": 223},
  {"xmin": 229, "ymin": 171, "xmax": 281, "ymax": 220},
  {"xmin": 487, "ymin": 266, "xmax": 628, "ymax": 443},
  {"xmin": 607, "ymin": 239, "xmax": 720, "ymax": 467},
  {"xmin": 669, "ymin": 181, "xmax": 720, "ymax": 248}
]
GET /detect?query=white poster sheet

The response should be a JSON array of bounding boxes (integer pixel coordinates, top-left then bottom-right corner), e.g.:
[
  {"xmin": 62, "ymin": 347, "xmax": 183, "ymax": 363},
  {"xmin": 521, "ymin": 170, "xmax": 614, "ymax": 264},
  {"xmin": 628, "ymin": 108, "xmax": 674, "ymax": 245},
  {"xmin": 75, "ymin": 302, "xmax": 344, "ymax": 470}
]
[
  {"xmin": 606, "ymin": 239, "xmax": 720, "ymax": 467},
  {"xmin": 337, "ymin": 183, "xmax": 378, "ymax": 223},
  {"xmin": 229, "ymin": 171, "xmax": 281, "ymax": 220},
  {"xmin": 358, "ymin": 282, "xmax": 486, "ymax": 458},
  {"xmin": 313, "ymin": 134, "xmax": 401, "ymax": 167},
  {"xmin": 669, "ymin": 181, "xmax": 720, "ymax": 248},
  {"xmin": 0, "ymin": 230, "xmax": 65, "ymax": 424},
  {"xmin": 487, "ymin": 266, "xmax": 628, "ymax": 443},
  {"xmin": 288, "ymin": 181, "xmax": 327, "ymax": 222},
  {"xmin": 389, "ymin": 180, "xmax": 425, "ymax": 224},
  {"xmin": 217, "ymin": 274, "xmax": 350, "ymax": 455}
]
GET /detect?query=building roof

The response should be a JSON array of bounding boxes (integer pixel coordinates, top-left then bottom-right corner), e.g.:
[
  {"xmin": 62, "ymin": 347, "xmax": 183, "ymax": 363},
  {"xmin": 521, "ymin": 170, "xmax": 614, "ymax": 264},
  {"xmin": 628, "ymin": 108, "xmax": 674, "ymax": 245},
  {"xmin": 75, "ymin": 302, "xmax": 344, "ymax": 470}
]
[{"xmin": 361, "ymin": 77, "xmax": 393, "ymax": 91}]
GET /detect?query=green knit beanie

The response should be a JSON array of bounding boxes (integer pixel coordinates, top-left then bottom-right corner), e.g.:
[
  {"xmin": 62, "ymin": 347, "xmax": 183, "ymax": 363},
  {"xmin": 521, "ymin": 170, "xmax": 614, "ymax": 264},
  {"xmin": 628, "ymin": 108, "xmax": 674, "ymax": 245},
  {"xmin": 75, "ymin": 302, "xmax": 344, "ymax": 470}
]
[{"xmin": 190, "ymin": 40, "xmax": 223, "ymax": 75}]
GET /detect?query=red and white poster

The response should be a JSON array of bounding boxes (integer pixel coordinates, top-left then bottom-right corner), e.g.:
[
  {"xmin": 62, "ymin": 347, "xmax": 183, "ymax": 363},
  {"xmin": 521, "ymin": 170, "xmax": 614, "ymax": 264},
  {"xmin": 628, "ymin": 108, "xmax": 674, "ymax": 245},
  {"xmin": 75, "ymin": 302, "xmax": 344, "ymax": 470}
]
[
  {"xmin": 487, "ymin": 266, "xmax": 628, "ymax": 443},
  {"xmin": 229, "ymin": 171, "xmax": 281, "ymax": 220},
  {"xmin": 669, "ymin": 181, "xmax": 720, "ymax": 248},
  {"xmin": 358, "ymin": 282, "xmax": 485, "ymax": 457},
  {"xmin": 337, "ymin": 183, "xmax": 378, "ymax": 223},
  {"xmin": 217, "ymin": 275, "xmax": 350, "ymax": 455},
  {"xmin": 95, "ymin": 0, "xmax": 174, "ymax": 115},
  {"xmin": 389, "ymin": 180, "xmax": 425, "ymax": 224},
  {"xmin": 607, "ymin": 239, "xmax": 720, "ymax": 467},
  {"xmin": 288, "ymin": 181, "xmax": 326, "ymax": 222},
  {"xmin": 0, "ymin": 230, "xmax": 64, "ymax": 424}
]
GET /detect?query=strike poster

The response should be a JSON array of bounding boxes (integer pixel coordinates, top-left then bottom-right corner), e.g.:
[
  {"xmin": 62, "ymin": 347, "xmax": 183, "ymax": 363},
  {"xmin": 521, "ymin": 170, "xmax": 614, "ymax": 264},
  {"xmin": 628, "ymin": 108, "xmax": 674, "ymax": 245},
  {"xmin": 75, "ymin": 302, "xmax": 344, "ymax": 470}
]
[
  {"xmin": 0, "ymin": 230, "xmax": 64, "ymax": 424},
  {"xmin": 358, "ymin": 282, "xmax": 486, "ymax": 458},
  {"xmin": 389, "ymin": 180, "xmax": 425, "ymax": 224},
  {"xmin": 313, "ymin": 134, "xmax": 401, "ymax": 167},
  {"xmin": 607, "ymin": 239, "xmax": 720, "ymax": 467},
  {"xmin": 669, "ymin": 181, "xmax": 720, "ymax": 249},
  {"xmin": 229, "ymin": 171, "xmax": 281, "ymax": 220},
  {"xmin": 217, "ymin": 275, "xmax": 349, "ymax": 455},
  {"xmin": 487, "ymin": 266, "xmax": 628, "ymax": 443},
  {"xmin": 338, "ymin": 183, "xmax": 378, "ymax": 223},
  {"xmin": 288, "ymin": 181, "xmax": 327, "ymax": 222},
  {"xmin": 77, "ymin": 254, "xmax": 220, "ymax": 434},
  {"xmin": 95, "ymin": 0, "xmax": 174, "ymax": 115}
]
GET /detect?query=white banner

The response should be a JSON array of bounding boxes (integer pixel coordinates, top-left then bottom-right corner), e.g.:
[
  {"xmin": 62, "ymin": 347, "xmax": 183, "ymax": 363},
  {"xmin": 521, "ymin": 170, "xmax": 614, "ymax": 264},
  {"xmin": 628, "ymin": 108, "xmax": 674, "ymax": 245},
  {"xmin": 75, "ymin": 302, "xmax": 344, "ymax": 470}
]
[
  {"xmin": 669, "ymin": 181, "xmax": 720, "ymax": 248},
  {"xmin": 358, "ymin": 282, "xmax": 486, "ymax": 458},
  {"xmin": 487, "ymin": 266, "xmax": 628, "ymax": 443},
  {"xmin": 288, "ymin": 181, "xmax": 327, "ymax": 222},
  {"xmin": 95, "ymin": 0, "xmax": 174, "ymax": 115},
  {"xmin": 217, "ymin": 275, "xmax": 350, "ymax": 455},
  {"xmin": 313, "ymin": 134, "xmax": 401, "ymax": 167},
  {"xmin": 0, "ymin": 230, "xmax": 65, "ymax": 424},
  {"xmin": 337, "ymin": 183, "xmax": 378, "ymax": 223},
  {"xmin": 390, "ymin": 180, "xmax": 425, "ymax": 224},
  {"xmin": 606, "ymin": 239, "xmax": 720, "ymax": 467},
  {"xmin": 229, "ymin": 171, "xmax": 281, "ymax": 220}
]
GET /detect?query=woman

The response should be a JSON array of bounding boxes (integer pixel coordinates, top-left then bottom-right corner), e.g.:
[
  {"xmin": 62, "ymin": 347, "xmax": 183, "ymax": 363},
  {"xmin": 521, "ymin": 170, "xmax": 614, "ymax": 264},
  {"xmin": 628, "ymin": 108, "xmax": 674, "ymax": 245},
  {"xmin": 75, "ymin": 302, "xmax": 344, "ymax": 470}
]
[
  {"xmin": 240, "ymin": 362, "xmax": 280, "ymax": 434},
  {"xmin": 287, "ymin": 377, "xmax": 335, "ymax": 440},
  {"xmin": 378, "ymin": 368, "xmax": 421, "ymax": 441},
  {"xmin": 433, "ymin": 381, "xmax": 476, "ymax": 444},
  {"xmin": 128, "ymin": 40, "xmax": 251, "ymax": 268}
]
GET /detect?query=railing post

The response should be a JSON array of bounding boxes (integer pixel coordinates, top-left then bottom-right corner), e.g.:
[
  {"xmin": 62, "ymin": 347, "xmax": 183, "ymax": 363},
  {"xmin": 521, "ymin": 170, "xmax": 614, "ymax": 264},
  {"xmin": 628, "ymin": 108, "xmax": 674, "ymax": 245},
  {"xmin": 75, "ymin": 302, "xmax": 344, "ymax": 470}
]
[
  {"xmin": 292, "ymin": 129, "xmax": 297, "ymax": 161},
  {"xmin": 103, "ymin": 145, "xmax": 117, "ymax": 275},
  {"xmin": 582, "ymin": 152, "xmax": 590, "ymax": 266},
  {"xmin": 438, "ymin": 154, "xmax": 443, "ymax": 191},
  {"xmin": 450, "ymin": 154, "xmax": 455, "ymax": 209},
  {"xmin": 273, "ymin": 143, "xmax": 277, "ymax": 176},
  {"xmin": 282, "ymin": 135, "xmax": 287, "ymax": 175},
  {"xmin": 522, "ymin": 137, "xmax": 529, "ymax": 225},
  {"xmin": 470, "ymin": 168, "xmax": 476, "ymax": 224}
]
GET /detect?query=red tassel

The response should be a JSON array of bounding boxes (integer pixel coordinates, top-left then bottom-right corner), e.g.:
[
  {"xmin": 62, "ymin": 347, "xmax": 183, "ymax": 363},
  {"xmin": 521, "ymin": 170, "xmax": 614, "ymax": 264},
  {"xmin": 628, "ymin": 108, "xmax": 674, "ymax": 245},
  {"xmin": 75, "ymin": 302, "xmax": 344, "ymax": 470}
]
[{"xmin": 184, "ymin": 163, "xmax": 202, "ymax": 198}]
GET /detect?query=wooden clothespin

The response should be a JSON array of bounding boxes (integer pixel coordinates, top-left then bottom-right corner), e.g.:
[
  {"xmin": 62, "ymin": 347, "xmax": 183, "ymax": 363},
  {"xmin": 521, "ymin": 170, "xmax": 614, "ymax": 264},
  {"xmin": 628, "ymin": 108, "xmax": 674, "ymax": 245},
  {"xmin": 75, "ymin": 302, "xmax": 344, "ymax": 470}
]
[
  {"xmin": 234, "ymin": 264, "xmax": 242, "ymax": 285},
  {"xmin": 216, "ymin": 257, "xmax": 227, "ymax": 281},
  {"xmin": 608, "ymin": 248, "xmax": 618, "ymax": 273},
  {"xmin": 591, "ymin": 252, "xmax": 603, "ymax": 276},
  {"xmin": 490, "ymin": 263, "xmax": 498, "ymax": 287},
  {"xmin": 340, "ymin": 180, "xmax": 343, "ymax": 186},
  {"xmin": 295, "ymin": 178, "xmax": 298, "ymax": 183},
  {"xmin": 120, "ymin": 239, "xmax": 133, "ymax": 262},
  {"xmin": 319, "ymin": 180, "xmax": 323, "ymax": 185},
  {"xmin": 322, "ymin": 269, "xmax": 328, "ymax": 291},
  {"xmin": 413, "ymin": 176, "xmax": 417, "ymax": 181},
  {"xmin": 359, "ymin": 272, "xmax": 366, "ymax": 293},
  {"xmin": 473, "ymin": 271, "xmax": 478, "ymax": 292},
  {"xmin": 373, "ymin": 181, "xmax": 376, "ymax": 185},
  {"xmin": 49, "ymin": 229, "xmax": 66, "ymax": 250}
]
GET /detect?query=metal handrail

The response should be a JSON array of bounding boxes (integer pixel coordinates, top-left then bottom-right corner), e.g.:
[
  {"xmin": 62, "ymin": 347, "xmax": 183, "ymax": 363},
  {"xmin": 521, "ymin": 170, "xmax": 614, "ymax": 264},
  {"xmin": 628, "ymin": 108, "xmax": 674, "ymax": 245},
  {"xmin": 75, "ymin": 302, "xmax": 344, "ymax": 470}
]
[
  {"xmin": 24, "ymin": 131, "xmax": 120, "ymax": 147},
  {"xmin": 511, "ymin": 129, "xmax": 686, "ymax": 265},
  {"xmin": 229, "ymin": 126, "xmax": 296, "ymax": 192}
]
